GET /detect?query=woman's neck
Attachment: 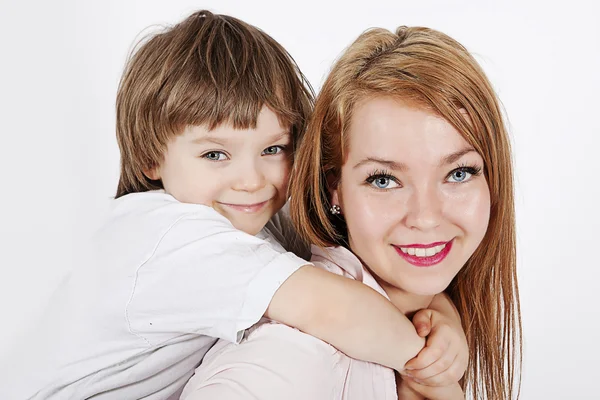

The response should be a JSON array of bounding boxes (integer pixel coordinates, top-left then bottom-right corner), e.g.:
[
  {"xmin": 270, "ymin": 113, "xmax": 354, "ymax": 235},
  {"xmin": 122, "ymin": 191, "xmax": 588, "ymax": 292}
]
[{"xmin": 376, "ymin": 278, "xmax": 435, "ymax": 316}]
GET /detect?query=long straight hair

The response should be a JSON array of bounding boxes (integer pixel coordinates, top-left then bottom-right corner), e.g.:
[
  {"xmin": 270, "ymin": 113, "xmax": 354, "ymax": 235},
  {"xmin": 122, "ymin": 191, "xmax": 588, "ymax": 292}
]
[{"xmin": 290, "ymin": 26, "xmax": 522, "ymax": 399}]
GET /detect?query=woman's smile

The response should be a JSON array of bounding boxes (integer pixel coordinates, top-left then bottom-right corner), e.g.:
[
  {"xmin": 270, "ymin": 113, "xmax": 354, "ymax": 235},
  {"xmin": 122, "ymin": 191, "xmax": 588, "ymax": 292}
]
[{"xmin": 392, "ymin": 239, "xmax": 453, "ymax": 267}]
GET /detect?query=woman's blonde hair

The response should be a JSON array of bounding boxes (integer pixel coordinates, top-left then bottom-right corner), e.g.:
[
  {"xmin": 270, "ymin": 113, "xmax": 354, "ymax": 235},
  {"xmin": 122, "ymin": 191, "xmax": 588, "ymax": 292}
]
[{"xmin": 290, "ymin": 26, "xmax": 522, "ymax": 399}]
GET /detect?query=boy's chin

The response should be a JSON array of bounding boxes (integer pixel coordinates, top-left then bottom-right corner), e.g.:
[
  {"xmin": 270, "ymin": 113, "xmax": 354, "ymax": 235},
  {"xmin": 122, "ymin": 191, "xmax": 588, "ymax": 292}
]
[
  {"xmin": 223, "ymin": 199, "xmax": 286, "ymax": 236},
  {"xmin": 232, "ymin": 216, "xmax": 271, "ymax": 236}
]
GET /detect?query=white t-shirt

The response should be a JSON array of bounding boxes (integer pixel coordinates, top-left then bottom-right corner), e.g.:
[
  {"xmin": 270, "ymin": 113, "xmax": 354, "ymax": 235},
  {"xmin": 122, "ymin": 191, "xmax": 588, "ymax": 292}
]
[
  {"xmin": 179, "ymin": 245, "xmax": 396, "ymax": 400},
  {"xmin": 3, "ymin": 191, "xmax": 310, "ymax": 400}
]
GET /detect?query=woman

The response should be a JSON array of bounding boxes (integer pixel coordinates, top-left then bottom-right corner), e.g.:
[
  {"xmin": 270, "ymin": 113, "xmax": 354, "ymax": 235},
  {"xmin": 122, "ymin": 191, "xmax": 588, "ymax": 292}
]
[{"xmin": 181, "ymin": 25, "xmax": 522, "ymax": 400}]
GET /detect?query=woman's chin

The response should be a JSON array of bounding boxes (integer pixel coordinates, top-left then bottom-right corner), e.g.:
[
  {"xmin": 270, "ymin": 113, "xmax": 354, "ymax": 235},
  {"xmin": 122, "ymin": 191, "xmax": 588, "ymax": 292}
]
[{"xmin": 401, "ymin": 280, "xmax": 452, "ymax": 297}]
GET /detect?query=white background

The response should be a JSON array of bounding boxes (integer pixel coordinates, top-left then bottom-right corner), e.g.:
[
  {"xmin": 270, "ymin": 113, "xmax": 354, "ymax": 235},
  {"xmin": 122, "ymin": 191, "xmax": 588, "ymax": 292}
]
[{"xmin": 1, "ymin": 0, "xmax": 599, "ymax": 398}]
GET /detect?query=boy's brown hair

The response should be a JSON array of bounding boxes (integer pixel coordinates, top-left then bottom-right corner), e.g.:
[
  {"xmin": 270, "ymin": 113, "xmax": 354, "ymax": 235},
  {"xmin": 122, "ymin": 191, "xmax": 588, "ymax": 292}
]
[{"xmin": 115, "ymin": 10, "xmax": 314, "ymax": 198}]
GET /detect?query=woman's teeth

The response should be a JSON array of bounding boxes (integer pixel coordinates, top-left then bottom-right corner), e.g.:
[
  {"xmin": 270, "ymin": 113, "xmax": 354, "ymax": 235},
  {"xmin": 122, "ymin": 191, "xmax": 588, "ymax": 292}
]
[{"xmin": 399, "ymin": 243, "xmax": 446, "ymax": 257}]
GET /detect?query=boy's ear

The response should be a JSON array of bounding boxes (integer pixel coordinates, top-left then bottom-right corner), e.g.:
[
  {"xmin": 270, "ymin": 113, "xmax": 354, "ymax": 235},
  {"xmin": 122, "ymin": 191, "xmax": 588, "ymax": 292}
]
[{"xmin": 143, "ymin": 166, "xmax": 160, "ymax": 181}]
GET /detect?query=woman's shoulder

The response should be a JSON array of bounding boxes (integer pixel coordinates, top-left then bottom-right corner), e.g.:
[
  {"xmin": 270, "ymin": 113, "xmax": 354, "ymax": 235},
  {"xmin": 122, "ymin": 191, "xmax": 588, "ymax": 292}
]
[
  {"xmin": 310, "ymin": 245, "xmax": 390, "ymax": 301},
  {"xmin": 183, "ymin": 318, "xmax": 396, "ymax": 400},
  {"xmin": 310, "ymin": 245, "xmax": 365, "ymax": 281},
  {"xmin": 182, "ymin": 321, "xmax": 347, "ymax": 400}
]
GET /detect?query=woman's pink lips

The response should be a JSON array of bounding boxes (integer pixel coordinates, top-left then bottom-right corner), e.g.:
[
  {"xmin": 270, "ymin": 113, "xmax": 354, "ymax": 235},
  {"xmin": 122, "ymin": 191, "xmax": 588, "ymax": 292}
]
[
  {"xmin": 219, "ymin": 200, "xmax": 269, "ymax": 213},
  {"xmin": 396, "ymin": 241, "xmax": 448, "ymax": 249},
  {"xmin": 393, "ymin": 240, "xmax": 453, "ymax": 267}
]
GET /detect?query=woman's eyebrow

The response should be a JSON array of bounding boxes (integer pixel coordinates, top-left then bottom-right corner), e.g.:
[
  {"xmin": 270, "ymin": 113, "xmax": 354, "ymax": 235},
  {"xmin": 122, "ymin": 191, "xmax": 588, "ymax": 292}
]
[
  {"xmin": 439, "ymin": 147, "xmax": 476, "ymax": 166},
  {"xmin": 353, "ymin": 157, "xmax": 407, "ymax": 171}
]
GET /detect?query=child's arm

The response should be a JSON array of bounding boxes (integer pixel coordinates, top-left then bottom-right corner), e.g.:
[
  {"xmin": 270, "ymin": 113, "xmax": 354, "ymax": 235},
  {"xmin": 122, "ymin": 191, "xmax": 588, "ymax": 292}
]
[
  {"xmin": 265, "ymin": 265, "xmax": 425, "ymax": 371},
  {"xmin": 126, "ymin": 208, "xmax": 424, "ymax": 370},
  {"xmin": 401, "ymin": 293, "xmax": 468, "ymax": 386}
]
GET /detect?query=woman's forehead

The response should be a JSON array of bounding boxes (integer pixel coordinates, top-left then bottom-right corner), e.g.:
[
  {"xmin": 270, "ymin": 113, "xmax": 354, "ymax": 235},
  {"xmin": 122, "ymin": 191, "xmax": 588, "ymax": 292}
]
[{"xmin": 345, "ymin": 97, "xmax": 477, "ymax": 166}]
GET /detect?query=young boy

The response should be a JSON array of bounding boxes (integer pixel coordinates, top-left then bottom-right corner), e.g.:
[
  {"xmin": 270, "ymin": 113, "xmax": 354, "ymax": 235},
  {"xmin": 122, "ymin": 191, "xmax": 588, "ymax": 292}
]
[{"xmin": 4, "ymin": 10, "xmax": 466, "ymax": 400}]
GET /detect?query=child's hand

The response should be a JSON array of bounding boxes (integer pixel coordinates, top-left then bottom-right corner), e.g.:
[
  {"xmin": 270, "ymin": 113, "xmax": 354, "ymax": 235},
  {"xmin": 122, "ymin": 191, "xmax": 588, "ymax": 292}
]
[
  {"xmin": 396, "ymin": 371, "xmax": 426, "ymax": 400},
  {"xmin": 400, "ymin": 308, "xmax": 468, "ymax": 387},
  {"xmin": 398, "ymin": 372, "xmax": 465, "ymax": 400}
]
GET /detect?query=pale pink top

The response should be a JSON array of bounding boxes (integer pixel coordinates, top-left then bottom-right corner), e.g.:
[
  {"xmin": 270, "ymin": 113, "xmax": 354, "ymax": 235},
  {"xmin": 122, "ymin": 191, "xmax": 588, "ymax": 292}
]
[{"xmin": 180, "ymin": 245, "xmax": 398, "ymax": 400}]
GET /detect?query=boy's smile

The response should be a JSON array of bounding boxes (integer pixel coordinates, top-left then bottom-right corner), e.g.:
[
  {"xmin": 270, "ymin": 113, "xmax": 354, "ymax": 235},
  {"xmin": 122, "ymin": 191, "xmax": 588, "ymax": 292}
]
[
  {"xmin": 217, "ymin": 200, "xmax": 270, "ymax": 213},
  {"xmin": 146, "ymin": 106, "xmax": 292, "ymax": 235}
]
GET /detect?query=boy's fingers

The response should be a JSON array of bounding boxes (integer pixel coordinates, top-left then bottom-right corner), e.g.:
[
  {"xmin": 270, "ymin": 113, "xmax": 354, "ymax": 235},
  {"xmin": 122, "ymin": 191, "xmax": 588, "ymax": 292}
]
[
  {"xmin": 404, "ymin": 379, "xmax": 465, "ymax": 400},
  {"xmin": 404, "ymin": 352, "xmax": 460, "ymax": 385},
  {"xmin": 396, "ymin": 376, "xmax": 426, "ymax": 400},
  {"xmin": 411, "ymin": 309, "xmax": 433, "ymax": 337},
  {"xmin": 404, "ymin": 334, "xmax": 450, "ymax": 370},
  {"xmin": 450, "ymin": 342, "xmax": 469, "ymax": 380}
]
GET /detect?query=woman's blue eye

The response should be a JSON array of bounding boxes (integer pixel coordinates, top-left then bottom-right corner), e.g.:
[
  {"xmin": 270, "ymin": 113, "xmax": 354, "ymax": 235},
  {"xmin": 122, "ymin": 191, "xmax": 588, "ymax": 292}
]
[
  {"xmin": 374, "ymin": 177, "xmax": 390, "ymax": 188},
  {"xmin": 367, "ymin": 175, "xmax": 399, "ymax": 189},
  {"xmin": 203, "ymin": 151, "xmax": 227, "ymax": 161},
  {"xmin": 447, "ymin": 168, "xmax": 472, "ymax": 183},
  {"xmin": 262, "ymin": 145, "xmax": 284, "ymax": 155}
]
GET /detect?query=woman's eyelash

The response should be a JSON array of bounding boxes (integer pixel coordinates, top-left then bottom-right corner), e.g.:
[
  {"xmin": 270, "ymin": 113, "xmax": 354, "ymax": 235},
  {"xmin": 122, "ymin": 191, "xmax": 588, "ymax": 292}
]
[
  {"xmin": 365, "ymin": 169, "xmax": 397, "ymax": 183},
  {"xmin": 452, "ymin": 163, "xmax": 482, "ymax": 176}
]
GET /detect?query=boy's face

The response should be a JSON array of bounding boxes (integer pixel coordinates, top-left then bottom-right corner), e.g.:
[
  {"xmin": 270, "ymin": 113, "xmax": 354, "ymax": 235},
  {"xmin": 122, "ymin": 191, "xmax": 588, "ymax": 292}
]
[{"xmin": 148, "ymin": 106, "xmax": 292, "ymax": 235}]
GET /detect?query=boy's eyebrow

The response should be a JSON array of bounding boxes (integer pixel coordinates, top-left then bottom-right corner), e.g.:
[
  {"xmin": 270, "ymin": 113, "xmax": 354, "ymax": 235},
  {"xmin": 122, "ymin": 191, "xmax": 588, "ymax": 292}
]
[
  {"xmin": 353, "ymin": 157, "xmax": 407, "ymax": 171},
  {"xmin": 268, "ymin": 130, "xmax": 292, "ymax": 142},
  {"xmin": 191, "ymin": 130, "xmax": 290, "ymax": 146},
  {"xmin": 439, "ymin": 147, "xmax": 476, "ymax": 166},
  {"xmin": 191, "ymin": 136, "xmax": 226, "ymax": 146}
]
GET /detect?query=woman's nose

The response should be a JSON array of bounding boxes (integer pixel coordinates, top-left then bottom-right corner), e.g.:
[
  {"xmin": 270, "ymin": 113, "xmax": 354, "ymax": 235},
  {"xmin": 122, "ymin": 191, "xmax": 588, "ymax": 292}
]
[{"xmin": 404, "ymin": 185, "xmax": 442, "ymax": 231}]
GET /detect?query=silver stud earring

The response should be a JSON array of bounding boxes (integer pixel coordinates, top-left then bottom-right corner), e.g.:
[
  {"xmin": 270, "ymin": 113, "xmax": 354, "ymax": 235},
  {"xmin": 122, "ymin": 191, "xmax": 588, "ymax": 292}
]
[{"xmin": 329, "ymin": 204, "xmax": 341, "ymax": 215}]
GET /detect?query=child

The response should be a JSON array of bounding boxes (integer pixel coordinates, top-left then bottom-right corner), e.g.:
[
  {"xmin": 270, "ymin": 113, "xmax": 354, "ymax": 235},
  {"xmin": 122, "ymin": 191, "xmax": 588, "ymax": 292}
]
[{"xmin": 4, "ymin": 11, "xmax": 467, "ymax": 400}]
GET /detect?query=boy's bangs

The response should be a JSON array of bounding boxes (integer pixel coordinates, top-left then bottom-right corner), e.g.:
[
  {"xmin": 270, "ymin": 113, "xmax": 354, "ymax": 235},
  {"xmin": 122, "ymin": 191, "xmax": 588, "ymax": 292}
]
[
  {"xmin": 171, "ymin": 77, "xmax": 300, "ymax": 134},
  {"xmin": 164, "ymin": 15, "xmax": 308, "ymax": 134}
]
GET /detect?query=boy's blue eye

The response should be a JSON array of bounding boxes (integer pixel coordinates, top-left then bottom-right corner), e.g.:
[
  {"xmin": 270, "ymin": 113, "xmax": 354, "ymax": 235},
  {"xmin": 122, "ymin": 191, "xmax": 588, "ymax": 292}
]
[
  {"xmin": 202, "ymin": 151, "xmax": 228, "ymax": 161},
  {"xmin": 262, "ymin": 145, "xmax": 285, "ymax": 156}
]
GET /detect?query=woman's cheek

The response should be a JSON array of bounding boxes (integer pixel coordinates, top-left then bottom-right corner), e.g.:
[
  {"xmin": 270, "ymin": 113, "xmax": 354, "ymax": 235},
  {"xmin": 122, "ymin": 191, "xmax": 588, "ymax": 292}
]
[
  {"xmin": 344, "ymin": 190, "xmax": 402, "ymax": 243},
  {"xmin": 444, "ymin": 181, "xmax": 491, "ymax": 244},
  {"xmin": 469, "ymin": 184, "xmax": 491, "ymax": 242}
]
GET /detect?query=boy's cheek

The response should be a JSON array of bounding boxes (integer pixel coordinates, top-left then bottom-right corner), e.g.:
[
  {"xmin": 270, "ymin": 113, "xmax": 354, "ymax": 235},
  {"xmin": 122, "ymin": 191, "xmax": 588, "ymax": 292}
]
[{"xmin": 274, "ymin": 162, "xmax": 292, "ymax": 192}]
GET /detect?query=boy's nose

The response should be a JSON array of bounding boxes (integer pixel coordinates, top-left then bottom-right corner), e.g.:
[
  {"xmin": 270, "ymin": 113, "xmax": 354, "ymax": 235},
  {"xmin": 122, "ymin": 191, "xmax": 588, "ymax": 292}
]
[{"xmin": 232, "ymin": 163, "xmax": 266, "ymax": 193}]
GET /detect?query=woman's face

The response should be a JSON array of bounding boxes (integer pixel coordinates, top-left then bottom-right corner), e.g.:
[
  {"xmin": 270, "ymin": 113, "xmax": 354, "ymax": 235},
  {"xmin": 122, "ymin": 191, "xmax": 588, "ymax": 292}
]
[{"xmin": 332, "ymin": 97, "xmax": 491, "ymax": 295}]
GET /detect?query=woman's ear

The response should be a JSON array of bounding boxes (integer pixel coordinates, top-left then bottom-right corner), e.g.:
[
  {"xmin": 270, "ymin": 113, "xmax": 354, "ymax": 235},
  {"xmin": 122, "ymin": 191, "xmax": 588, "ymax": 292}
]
[
  {"xmin": 331, "ymin": 187, "xmax": 340, "ymax": 207},
  {"xmin": 327, "ymin": 172, "xmax": 341, "ymax": 207}
]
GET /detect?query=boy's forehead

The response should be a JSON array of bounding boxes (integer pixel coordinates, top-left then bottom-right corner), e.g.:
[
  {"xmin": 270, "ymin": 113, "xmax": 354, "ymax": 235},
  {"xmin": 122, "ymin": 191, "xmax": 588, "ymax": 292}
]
[
  {"xmin": 194, "ymin": 106, "xmax": 290, "ymax": 138},
  {"xmin": 184, "ymin": 123, "xmax": 291, "ymax": 144}
]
